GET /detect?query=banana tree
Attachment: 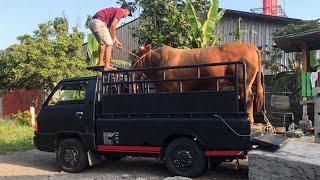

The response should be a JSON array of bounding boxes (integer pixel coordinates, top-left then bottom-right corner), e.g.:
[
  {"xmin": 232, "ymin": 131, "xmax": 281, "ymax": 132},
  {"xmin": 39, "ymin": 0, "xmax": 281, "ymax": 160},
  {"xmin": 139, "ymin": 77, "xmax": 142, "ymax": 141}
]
[
  {"xmin": 185, "ymin": 0, "xmax": 226, "ymax": 48},
  {"xmin": 87, "ymin": 33, "xmax": 100, "ymax": 66}
]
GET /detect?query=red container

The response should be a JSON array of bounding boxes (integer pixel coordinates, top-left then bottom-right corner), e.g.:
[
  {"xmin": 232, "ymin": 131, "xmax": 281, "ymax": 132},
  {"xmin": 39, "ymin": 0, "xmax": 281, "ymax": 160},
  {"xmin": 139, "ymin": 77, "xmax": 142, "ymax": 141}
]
[{"xmin": 263, "ymin": 0, "xmax": 278, "ymax": 16}]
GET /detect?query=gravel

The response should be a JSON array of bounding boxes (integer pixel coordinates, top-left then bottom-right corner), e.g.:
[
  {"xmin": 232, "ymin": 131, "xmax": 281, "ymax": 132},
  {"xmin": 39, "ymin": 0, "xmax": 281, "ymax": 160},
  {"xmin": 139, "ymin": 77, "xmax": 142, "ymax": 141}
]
[{"xmin": 0, "ymin": 149, "xmax": 248, "ymax": 180}]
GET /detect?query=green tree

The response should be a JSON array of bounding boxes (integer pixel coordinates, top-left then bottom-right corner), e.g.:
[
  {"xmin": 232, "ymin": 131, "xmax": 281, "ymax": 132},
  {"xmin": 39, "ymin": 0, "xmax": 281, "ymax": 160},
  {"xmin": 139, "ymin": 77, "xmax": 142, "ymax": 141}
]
[
  {"xmin": 130, "ymin": 0, "xmax": 217, "ymax": 48},
  {"xmin": 0, "ymin": 17, "xmax": 91, "ymax": 91},
  {"xmin": 131, "ymin": 0, "xmax": 189, "ymax": 48},
  {"xmin": 116, "ymin": 0, "xmax": 218, "ymax": 48}
]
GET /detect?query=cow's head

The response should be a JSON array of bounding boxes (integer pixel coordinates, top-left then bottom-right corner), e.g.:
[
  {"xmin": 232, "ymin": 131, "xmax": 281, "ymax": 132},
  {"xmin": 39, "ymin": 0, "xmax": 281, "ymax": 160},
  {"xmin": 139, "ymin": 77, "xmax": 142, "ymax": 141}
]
[{"xmin": 131, "ymin": 44, "xmax": 153, "ymax": 69}]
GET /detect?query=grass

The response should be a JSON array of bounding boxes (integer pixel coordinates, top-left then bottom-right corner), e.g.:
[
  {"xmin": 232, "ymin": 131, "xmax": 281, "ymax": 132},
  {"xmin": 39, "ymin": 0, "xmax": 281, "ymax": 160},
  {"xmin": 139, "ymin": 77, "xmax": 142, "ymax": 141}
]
[{"xmin": 0, "ymin": 121, "xmax": 34, "ymax": 155}]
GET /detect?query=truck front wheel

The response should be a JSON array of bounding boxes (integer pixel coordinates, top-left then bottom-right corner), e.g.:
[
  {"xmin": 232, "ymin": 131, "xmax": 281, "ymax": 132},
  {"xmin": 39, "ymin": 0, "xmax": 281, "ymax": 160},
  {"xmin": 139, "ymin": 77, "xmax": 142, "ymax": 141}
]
[
  {"xmin": 56, "ymin": 138, "xmax": 88, "ymax": 173},
  {"xmin": 165, "ymin": 138, "xmax": 206, "ymax": 177}
]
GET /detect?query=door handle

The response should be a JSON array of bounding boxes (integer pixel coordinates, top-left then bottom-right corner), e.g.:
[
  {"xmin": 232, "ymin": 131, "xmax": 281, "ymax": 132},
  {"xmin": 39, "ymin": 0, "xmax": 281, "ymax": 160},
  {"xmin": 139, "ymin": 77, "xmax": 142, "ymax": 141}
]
[{"xmin": 76, "ymin": 112, "xmax": 84, "ymax": 116}]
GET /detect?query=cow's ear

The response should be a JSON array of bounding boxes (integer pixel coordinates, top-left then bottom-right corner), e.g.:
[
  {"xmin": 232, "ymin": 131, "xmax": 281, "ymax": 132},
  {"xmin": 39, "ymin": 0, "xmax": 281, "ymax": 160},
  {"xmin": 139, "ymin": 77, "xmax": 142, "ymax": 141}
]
[
  {"xmin": 139, "ymin": 46, "xmax": 145, "ymax": 51},
  {"xmin": 145, "ymin": 44, "xmax": 152, "ymax": 52}
]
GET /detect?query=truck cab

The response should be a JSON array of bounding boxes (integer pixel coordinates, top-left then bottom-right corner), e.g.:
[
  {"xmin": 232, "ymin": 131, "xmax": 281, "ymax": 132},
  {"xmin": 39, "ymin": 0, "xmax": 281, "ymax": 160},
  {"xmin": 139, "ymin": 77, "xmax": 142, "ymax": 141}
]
[{"xmin": 34, "ymin": 76, "xmax": 99, "ymax": 152}]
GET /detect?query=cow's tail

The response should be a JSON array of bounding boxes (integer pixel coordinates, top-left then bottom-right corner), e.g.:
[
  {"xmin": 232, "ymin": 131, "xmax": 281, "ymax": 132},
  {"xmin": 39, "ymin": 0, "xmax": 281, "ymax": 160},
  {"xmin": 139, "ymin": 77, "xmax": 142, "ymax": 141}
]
[{"xmin": 255, "ymin": 48, "xmax": 264, "ymax": 112}]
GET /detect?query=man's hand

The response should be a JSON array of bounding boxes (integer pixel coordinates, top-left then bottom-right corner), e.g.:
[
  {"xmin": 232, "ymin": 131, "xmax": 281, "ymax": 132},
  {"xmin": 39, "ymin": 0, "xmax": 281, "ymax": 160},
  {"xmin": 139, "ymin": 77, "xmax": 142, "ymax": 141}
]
[{"xmin": 114, "ymin": 39, "xmax": 122, "ymax": 49}]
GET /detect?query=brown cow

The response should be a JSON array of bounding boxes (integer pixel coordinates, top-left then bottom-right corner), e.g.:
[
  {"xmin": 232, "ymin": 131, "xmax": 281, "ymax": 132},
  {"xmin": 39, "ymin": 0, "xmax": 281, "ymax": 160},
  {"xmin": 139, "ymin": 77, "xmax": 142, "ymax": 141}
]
[{"xmin": 131, "ymin": 43, "xmax": 263, "ymax": 124}]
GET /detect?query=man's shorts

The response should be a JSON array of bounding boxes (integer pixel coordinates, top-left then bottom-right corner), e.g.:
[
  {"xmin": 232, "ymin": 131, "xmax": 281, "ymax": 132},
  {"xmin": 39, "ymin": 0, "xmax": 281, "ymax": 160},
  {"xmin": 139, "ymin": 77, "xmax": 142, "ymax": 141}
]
[{"xmin": 89, "ymin": 19, "xmax": 113, "ymax": 46}]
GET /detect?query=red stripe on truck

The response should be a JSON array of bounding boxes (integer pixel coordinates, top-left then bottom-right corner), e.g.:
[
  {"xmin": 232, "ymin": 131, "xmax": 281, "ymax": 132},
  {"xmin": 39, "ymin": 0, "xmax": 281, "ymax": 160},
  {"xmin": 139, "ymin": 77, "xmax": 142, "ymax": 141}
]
[
  {"xmin": 97, "ymin": 145, "xmax": 161, "ymax": 154},
  {"xmin": 98, "ymin": 145, "xmax": 243, "ymax": 156},
  {"xmin": 205, "ymin": 151, "xmax": 243, "ymax": 156}
]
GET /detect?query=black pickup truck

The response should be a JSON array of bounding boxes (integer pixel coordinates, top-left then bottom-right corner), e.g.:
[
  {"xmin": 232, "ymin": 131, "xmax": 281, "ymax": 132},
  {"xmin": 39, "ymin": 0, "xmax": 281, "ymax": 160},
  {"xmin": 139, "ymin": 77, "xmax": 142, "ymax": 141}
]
[{"xmin": 34, "ymin": 62, "xmax": 252, "ymax": 177}]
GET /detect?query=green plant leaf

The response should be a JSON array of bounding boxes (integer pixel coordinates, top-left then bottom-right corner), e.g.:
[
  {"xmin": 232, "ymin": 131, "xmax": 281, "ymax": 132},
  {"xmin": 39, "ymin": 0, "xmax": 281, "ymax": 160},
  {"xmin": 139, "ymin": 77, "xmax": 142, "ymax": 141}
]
[
  {"xmin": 185, "ymin": 0, "xmax": 203, "ymax": 48},
  {"xmin": 202, "ymin": 0, "xmax": 225, "ymax": 47},
  {"xmin": 87, "ymin": 33, "xmax": 99, "ymax": 66}
]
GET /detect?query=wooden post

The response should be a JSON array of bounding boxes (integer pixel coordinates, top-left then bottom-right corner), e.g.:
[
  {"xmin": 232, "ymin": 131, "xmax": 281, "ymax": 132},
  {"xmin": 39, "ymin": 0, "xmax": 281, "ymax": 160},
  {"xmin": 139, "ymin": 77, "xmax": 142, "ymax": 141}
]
[
  {"xmin": 300, "ymin": 45, "xmax": 314, "ymax": 132},
  {"xmin": 301, "ymin": 46, "xmax": 309, "ymax": 122},
  {"xmin": 302, "ymin": 45, "xmax": 308, "ymax": 72}
]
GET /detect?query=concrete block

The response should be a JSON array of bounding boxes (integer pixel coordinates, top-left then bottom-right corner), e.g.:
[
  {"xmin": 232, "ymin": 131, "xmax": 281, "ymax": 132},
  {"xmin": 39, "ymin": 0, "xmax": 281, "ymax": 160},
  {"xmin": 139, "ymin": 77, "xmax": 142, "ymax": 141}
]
[{"xmin": 249, "ymin": 137, "xmax": 320, "ymax": 180}]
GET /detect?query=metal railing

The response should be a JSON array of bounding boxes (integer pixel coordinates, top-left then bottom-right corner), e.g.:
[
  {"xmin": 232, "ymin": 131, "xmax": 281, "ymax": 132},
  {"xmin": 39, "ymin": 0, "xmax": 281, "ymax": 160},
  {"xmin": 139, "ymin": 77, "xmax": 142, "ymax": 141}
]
[{"xmin": 101, "ymin": 61, "xmax": 247, "ymax": 99}]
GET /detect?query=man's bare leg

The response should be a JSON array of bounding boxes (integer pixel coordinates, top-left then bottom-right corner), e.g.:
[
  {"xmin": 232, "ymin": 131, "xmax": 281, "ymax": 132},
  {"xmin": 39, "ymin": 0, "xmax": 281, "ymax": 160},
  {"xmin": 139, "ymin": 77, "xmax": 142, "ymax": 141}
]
[
  {"xmin": 98, "ymin": 44, "xmax": 106, "ymax": 66},
  {"xmin": 104, "ymin": 45, "xmax": 115, "ymax": 70}
]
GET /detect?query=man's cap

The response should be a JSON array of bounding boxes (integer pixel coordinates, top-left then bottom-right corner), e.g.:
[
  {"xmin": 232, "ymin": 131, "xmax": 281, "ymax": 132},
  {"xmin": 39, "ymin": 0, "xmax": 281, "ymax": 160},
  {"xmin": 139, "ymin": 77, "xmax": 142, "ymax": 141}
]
[{"xmin": 121, "ymin": 3, "xmax": 133, "ymax": 17}]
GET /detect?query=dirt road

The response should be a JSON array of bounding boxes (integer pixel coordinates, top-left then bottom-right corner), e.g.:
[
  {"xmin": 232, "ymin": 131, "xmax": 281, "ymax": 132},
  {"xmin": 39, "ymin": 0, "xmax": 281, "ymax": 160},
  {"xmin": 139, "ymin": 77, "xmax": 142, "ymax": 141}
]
[{"xmin": 0, "ymin": 149, "xmax": 248, "ymax": 180}]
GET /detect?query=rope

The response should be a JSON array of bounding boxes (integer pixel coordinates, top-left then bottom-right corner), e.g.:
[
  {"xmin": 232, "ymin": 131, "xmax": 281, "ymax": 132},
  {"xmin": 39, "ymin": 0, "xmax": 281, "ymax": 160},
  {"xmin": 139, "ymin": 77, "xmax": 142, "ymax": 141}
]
[
  {"xmin": 213, "ymin": 115, "xmax": 251, "ymax": 137},
  {"xmin": 119, "ymin": 47, "xmax": 146, "ymax": 69},
  {"xmin": 261, "ymin": 111, "xmax": 276, "ymax": 134}
]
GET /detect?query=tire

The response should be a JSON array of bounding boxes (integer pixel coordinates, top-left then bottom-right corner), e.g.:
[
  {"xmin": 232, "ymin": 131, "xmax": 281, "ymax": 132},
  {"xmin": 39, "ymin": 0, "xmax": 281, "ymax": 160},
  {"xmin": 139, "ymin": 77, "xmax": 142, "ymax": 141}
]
[
  {"xmin": 165, "ymin": 138, "xmax": 206, "ymax": 177},
  {"xmin": 56, "ymin": 138, "xmax": 88, "ymax": 173},
  {"xmin": 103, "ymin": 153, "xmax": 125, "ymax": 161}
]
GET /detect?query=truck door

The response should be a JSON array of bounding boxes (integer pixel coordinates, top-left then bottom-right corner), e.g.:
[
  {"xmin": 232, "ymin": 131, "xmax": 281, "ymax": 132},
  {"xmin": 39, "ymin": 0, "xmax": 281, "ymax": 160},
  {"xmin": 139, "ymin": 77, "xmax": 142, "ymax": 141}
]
[{"xmin": 39, "ymin": 81, "xmax": 90, "ymax": 133}]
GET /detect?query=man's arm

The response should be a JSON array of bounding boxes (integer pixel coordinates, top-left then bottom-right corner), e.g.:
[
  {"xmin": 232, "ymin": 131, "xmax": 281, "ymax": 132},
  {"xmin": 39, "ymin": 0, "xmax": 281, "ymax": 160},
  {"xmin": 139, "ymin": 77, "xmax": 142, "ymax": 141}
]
[{"xmin": 109, "ymin": 18, "xmax": 119, "ymax": 41}]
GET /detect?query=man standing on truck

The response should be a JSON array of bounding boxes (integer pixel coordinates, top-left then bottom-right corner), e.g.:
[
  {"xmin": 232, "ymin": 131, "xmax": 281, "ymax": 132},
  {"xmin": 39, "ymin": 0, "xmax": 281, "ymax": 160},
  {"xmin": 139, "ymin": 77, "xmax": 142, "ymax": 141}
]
[{"xmin": 89, "ymin": 4, "xmax": 133, "ymax": 70}]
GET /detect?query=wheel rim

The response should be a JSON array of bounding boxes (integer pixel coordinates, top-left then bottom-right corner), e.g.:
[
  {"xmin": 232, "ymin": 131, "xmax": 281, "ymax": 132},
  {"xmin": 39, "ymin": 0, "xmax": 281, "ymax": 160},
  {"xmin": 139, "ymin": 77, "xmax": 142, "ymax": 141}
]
[
  {"xmin": 61, "ymin": 146, "xmax": 80, "ymax": 168},
  {"xmin": 172, "ymin": 146, "xmax": 196, "ymax": 172}
]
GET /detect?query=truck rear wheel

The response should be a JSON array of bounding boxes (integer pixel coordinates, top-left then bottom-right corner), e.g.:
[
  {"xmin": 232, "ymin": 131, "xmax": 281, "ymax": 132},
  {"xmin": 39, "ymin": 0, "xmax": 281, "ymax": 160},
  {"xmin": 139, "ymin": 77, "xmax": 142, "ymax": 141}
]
[
  {"xmin": 56, "ymin": 138, "xmax": 88, "ymax": 173},
  {"xmin": 165, "ymin": 138, "xmax": 206, "ymax": 177}
]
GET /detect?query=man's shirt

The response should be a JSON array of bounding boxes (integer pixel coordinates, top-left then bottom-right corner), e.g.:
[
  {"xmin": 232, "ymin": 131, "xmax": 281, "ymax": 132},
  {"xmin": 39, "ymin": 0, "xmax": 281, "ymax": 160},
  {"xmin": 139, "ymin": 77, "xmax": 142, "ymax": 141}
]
[{"xmin": 93, "ymin": 7, "xmax": 124, "ymax": 28}]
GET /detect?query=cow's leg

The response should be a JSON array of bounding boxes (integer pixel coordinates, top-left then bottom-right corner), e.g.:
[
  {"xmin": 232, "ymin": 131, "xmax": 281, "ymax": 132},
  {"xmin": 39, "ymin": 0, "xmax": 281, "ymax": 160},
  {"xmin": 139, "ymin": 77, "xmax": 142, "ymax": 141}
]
[
  {"xmin": 245, "ymin": 69, "xmax": 258, "ymax": 125},
  {"xmin": 247, "ymin": 90, "xmax": 254, "ymax": 125}
]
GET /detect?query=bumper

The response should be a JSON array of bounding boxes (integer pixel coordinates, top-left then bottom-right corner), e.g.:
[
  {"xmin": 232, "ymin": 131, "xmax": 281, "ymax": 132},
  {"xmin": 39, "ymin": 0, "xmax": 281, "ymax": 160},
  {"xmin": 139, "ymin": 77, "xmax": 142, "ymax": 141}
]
[{"xmin": 33, "ymin": 133, "xmax": 55, "ymax": 152}]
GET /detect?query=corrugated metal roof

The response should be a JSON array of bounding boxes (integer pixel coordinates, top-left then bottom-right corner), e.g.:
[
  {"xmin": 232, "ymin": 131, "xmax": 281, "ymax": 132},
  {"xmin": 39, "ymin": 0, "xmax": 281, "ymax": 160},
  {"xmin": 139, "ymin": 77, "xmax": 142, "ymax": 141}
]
[
  {"xmin": 273, "ymin": 30, "xmax": 320, "ymax": 52},
  {"xmin": 224, "ymin": 9, "xmax": 303, "ymax": 25}
]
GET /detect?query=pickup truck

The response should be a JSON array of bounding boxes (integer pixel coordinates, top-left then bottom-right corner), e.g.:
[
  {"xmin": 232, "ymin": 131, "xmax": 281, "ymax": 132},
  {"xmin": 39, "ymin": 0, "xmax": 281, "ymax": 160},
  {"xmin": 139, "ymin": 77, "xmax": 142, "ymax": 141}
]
[{"xmin": 34, "ymin": 62, "xmax": 252, "ymax": 177}]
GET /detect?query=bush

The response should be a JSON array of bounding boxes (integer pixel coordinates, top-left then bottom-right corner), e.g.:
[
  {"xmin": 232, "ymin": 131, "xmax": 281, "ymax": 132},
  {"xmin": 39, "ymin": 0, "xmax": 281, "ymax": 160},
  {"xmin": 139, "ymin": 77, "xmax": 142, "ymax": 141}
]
[
  {"xmin": 273, "ymin": 21, "xmax": 320, "ymax": 37},
  {"xmin": 6, "ymin": 111, "xmax": 32, "ymax": 126}
]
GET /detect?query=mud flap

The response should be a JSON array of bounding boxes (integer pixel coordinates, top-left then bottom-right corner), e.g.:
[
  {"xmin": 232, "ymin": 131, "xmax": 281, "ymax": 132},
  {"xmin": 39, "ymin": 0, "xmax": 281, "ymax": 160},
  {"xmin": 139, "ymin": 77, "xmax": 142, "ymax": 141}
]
[
  {"xmin": 87, "ymin": 151, "xmax": 103, "ymax": 166},
  {"xmin": 251, "ymin": 134, "xmax": 287, "ymax": 152}
]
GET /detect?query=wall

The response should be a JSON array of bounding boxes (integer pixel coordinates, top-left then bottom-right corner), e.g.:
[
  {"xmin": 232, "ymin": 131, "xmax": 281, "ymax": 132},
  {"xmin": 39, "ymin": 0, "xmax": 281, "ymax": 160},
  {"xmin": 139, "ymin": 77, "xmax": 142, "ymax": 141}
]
[
  {"xmin": 113, "ymin": 19, "xmax": 140, "ymax": 61},
  {"xmin": 2, "ymin": 89, "xmax": 42, "ymax": 116}
]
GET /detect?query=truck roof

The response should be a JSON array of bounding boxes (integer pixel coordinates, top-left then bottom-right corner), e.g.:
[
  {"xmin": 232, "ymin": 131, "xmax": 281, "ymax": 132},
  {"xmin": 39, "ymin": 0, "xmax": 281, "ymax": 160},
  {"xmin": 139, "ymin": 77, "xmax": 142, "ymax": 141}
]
[{"xmin": 60, "ymin": 76, "xmax": 99, "ymax": 83}]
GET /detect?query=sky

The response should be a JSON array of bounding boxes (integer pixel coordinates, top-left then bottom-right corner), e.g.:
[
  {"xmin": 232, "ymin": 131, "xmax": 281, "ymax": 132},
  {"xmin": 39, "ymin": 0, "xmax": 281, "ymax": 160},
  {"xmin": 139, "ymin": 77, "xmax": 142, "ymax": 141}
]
[{"xmin": 0, "ymin": 0, "xmax": 319, "ymax": 50}]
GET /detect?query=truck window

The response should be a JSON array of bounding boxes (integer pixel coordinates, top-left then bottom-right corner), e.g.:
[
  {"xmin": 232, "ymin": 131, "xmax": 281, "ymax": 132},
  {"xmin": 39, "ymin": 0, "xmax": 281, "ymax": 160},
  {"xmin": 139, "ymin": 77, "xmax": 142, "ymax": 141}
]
[{"xmin": 48, "ymin": 83, "xmax": 87, "ymax": 106}]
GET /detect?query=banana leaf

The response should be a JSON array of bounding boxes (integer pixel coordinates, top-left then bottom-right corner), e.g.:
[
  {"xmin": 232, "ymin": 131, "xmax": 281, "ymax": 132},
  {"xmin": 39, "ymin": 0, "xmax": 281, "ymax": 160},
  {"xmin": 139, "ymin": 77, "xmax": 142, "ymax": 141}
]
[
  {"xmin": 202, "ymin": 1, "xmax": 225, "ymax": 47},
  {"xmin": 202, "ymin": 0, "xmax": 218, "ymax": 47},
  {"xmin": 185, "ymin": 0, "xmax": 203, "ymax": 48},
  {"xmin": 185, "ymin": 0, "xmax": 225, "ymax": 48},
  {"xmin": 87, "ymin": 33, "xmax": 99, "ymax": 66}
]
